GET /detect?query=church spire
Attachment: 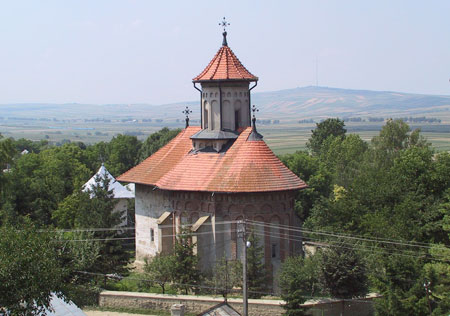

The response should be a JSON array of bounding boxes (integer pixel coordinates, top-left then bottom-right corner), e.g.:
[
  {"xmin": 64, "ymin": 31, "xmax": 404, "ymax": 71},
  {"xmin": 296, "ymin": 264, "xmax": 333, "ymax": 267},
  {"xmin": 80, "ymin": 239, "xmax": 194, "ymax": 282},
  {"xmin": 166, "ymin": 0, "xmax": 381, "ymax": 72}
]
[
  {"xmin": 219, "ymin": 17, "xmax": 230, "ymax": 47},
  {"xmin": 248, "ymin": 104, "xmax": 263, "ymax": 141},
  {"xmin": 222, "ymin": 31, "xmax": 228, "ymax": 46}
]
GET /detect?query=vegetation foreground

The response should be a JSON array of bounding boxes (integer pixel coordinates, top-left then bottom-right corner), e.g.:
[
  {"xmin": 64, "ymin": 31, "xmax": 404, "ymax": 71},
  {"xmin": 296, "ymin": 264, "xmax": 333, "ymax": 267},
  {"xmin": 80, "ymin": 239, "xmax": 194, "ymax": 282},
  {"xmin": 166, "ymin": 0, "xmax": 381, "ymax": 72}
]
[{"xmin": 0, "ymin": 119, "xmax": 449, "ymax": 315}]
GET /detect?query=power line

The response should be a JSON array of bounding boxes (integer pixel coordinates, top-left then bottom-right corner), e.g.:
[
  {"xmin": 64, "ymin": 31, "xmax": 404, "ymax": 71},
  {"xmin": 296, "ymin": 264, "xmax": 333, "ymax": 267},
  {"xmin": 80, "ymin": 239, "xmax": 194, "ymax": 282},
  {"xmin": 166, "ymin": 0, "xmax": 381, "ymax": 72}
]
[
  {"xmin": 247, "ymin": 220, "xmax": 449, "ymax": 250},
  {"xmin": 251, "ymin": 230, "xmax": 449, "ymax": 262},
  {"xmin": 34, "ymin": 218, "xmax": 447, "ymax": 251}
]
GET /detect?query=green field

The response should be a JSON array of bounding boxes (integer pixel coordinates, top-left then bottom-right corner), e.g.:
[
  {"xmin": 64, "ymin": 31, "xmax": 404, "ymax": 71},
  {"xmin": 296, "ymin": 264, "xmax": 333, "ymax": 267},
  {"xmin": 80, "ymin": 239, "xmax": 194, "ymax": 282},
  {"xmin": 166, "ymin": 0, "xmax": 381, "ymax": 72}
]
[
  {"xmin": 2, "ymin": 118, "xmax": 450, "ymax": 155},
  {"xmin": 260, "ymin": 125, "xmax": 450, "ymax": 154}
]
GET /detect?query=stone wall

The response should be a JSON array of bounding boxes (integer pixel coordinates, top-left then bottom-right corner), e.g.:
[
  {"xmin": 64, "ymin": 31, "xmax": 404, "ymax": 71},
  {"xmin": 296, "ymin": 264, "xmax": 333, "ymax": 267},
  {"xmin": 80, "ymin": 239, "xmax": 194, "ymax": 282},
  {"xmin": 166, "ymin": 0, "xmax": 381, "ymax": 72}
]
[
  {"xmin": 135, "ymin": 185, "xmax": 174, "ymax": 265},
  {"xmin": 134, "ymin": 188, "xmax": 301, "ymax": 277},
  {"xmin": 99, "ymin": 291, "xmax": 377, "ymax": 316}
]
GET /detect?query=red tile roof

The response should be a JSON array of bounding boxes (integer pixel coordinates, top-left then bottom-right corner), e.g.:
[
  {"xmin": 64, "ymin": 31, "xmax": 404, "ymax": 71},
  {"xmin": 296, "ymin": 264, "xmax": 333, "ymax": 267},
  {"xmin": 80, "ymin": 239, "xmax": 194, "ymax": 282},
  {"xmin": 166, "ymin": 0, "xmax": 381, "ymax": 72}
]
[
  {"xmin": 193, "ymin": 45, "xmax": 258, "ymax": 82},
  {"xmin": 118, "ymin": 127, "xmax": 307, "ymax": 193}
]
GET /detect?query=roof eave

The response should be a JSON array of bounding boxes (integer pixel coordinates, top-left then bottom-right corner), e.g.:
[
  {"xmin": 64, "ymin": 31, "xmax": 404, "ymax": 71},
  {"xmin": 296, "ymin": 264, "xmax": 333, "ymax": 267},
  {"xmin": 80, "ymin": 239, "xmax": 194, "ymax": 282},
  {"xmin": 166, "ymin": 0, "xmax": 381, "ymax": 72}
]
[
  {"xmin": 154, "ymin": 185, "xmax": 308, "ymax": 194},
  {"xmin": 192, "ymin": 77, "xmax": 258, "ymax": 83}
]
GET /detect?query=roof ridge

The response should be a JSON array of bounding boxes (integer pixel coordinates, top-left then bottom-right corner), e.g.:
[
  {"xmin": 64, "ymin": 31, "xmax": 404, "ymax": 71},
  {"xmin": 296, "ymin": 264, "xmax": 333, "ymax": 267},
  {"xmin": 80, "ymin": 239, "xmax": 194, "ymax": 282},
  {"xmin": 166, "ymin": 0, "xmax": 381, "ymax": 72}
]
[
  {"xmin": 225, "ymin": 48, "xmax": 229, "ymax": 79},
  {"xmin": 194, "ymin": 48, "xmax": 222, "ymax": 81},
  {"xmin": 210, "ymin": 47, "xmax": 224, "ymax": 80},
  {"xmin": 228, "ymin": 47, "xmax": 246, "ymax": 79}
]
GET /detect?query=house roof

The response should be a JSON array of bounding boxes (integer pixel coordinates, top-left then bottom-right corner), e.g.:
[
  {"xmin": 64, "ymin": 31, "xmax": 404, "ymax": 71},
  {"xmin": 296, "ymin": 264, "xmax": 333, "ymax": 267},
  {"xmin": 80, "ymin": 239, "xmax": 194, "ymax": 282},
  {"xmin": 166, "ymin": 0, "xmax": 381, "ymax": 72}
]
[
  {"xmin": 117, "ymin": 127, "xmax": 306, "ymax": 193},
  {"xmin": 44, "ymin": 294, "xmax": 87, "ymax": 316},
  {"xmin": 193, "ymin": 33, "xmax": 258, "ymax": 82},
  {"xmin": 83, "ymin": 164, "xmax": 134, "ymax": 199},
  {"xmin": 198, "ymin": 302, "xmax": 241, "ymax": 316}
]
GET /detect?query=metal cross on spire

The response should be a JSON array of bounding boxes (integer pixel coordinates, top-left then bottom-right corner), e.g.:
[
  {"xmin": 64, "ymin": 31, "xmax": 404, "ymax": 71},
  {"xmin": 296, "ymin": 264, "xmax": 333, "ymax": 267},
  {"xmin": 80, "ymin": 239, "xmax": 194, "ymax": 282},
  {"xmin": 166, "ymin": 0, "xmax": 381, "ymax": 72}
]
[
  {"xmin": 182, "ymin": 106, "xmax": 192, "ymax": 128},
  {"xmin": 219, "ymin": 17, "xmax": 230, "ymax": 32},
  {"xmin": 251, "ymin": 104, "xmax": 259, "ymax": 119},
  {"xmin": 219, "ymin": 17, "xmax": 230, "ymax": 46},
  {"xmin": 249, "ymin": 104, "xmax": 263, "ymax": 140}
]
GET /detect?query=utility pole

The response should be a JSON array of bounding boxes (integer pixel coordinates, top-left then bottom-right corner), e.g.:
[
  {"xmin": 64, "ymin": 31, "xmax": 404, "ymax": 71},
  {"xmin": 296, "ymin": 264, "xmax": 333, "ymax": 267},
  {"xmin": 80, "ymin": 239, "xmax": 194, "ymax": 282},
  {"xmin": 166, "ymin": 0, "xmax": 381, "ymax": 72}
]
[{"xmin": 238, "ymin": 220, "xmax": 248, "ymax": 316}]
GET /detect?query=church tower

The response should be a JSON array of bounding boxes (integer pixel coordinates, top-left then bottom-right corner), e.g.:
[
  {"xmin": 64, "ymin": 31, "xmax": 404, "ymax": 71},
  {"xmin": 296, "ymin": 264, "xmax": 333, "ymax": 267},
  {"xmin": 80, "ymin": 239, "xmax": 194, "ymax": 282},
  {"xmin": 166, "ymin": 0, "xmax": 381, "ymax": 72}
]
[{"xmin": 191, "ymin": 22, "xmax": 258, "ymax": 152}]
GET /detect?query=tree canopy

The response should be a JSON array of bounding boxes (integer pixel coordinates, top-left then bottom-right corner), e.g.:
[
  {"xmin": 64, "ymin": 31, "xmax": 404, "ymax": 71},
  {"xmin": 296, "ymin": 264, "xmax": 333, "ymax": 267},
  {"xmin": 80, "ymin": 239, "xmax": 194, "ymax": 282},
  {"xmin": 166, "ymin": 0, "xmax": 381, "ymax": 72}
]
[
  {"xmin": 281, "ymin": 119, "xmax": 450, "ymax": 315},
  {"xmin": 0, "ymin": 222, "xmax": 66, "ymax": 315}
]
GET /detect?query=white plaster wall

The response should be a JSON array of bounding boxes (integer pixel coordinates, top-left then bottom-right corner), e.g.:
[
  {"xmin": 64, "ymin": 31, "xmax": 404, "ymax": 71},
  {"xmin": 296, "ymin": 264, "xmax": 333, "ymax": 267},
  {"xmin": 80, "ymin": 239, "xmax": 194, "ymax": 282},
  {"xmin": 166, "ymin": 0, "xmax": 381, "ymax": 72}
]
[
  {"xmin": 135, "ymin": 185, "xmax": 173, "ymax": 264},
  {"xmin": 113, "ymin": 198, "xmax": 129, "ymax": 227}
]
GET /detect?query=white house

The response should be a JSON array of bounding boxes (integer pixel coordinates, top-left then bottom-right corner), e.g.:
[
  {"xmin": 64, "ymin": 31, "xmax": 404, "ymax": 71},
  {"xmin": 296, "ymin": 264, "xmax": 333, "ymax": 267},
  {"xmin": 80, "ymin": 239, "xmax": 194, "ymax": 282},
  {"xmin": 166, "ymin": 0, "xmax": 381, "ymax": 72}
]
[{"xmin": 83, "ymin": 164, "xmax": 134, "ymax": 226}]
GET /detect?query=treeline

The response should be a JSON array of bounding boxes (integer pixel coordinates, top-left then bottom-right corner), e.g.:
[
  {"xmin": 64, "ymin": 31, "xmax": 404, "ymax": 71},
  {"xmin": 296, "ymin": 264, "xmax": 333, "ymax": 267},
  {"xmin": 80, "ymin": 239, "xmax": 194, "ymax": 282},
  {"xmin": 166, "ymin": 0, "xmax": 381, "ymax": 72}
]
[
  {"xmin": 1, "ymin": 127, "xmax": 180, "ymax": 226},
  {"xmin": 279, "ymin": 118, "xmax": 450, "ymax": 315},
  {"xmin": 0, "ymin": 116, "xmax": 170, "ymax": 124},
  {"xmin": 256, "ymin": 119, "xmax": 280, "ymax": 125},
  {"xmin": 298, "ymin": 116, "xmax": 442, "ymax": 124},
  {"xmin": 399, "ymin": 116, "xmax": 442, "ymax": 123}
]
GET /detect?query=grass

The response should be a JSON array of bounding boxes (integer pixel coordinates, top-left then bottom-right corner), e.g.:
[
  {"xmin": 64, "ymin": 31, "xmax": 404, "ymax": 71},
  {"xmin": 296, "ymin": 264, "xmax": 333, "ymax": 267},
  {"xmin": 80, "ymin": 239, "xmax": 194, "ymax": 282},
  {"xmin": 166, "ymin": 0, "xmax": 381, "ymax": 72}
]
[
  {"xmin": 83, "ymin": 305, "xmax": 197, "ymax": 316},
  {"xmin": 104, "ymin": 272, "xmax": 177, "ymax": 295}
]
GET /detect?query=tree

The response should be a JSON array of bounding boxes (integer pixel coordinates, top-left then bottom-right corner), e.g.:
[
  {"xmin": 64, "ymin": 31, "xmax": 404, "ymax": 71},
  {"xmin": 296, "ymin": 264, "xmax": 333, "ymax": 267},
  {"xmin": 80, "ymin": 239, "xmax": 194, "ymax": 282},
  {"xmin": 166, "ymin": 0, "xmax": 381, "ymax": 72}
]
[
  {"xmin": 1, "ymin": 143, "xmax": 91, "ymax": 226},
  {"xmin": 53, "ymin": 175, "xmax": 130, "ymax": 275},
  {"xmin": 144, "ymin": 254, "xmax": 176, "ymax": 294},
  {"xmin": 280, "ymin": 255, "xmax": 321, "ymax": 316},
  {"xmin": 306, "ymin": 118, "xmax": 346, "ymax": 155},
  {"xmin": 0, "ymin": 222, "xmax": 66, "ymax": 315},
  {"xmin": 319, "ymin": 246, "xmax": 367, "ymax": 299},
  {"xmin": 370, "ymin": 254, "xmax": 429, "ymax": 316},
  {"xmin": 318, "ymin": 246, "xmax": 368, "ymax": 316},
  {"xmin": 280, "ymin": 151, "xmax": 333, "ymax": 221},
  {"xmin": 12, "ymin": 138, "xmax": 50, "ymax": 153},
  {"xmin": 172, "ymin": 226, "xmax": 201, "ymax": 294},
  {"xmin": 371, "ymin": 119, "xmax": 428, "ymax": 164},
  {"xmin": 0, "ymin": 134, "xmax": 15, "ymax": 169},
  {"xmin": 0, "ymin": 135, "xmax": 15, "ymax": 208},
  {"xmin": 207, "ymin": 257, "xmax": 242, "ymax": 299},
  {"xmin": 319, "ymin": 134, "xmax": 368, "ymax": 187},
  {"xmin": 106, "ymin": 134, "xmax": 141, "ymax": 177},
  {"xmin": 138, "ymin": 127, "xmax": 180, "ymax": 163},
  {"xmin": 247, "ymin": 232, "xmax": 267, "ymax": 299}
]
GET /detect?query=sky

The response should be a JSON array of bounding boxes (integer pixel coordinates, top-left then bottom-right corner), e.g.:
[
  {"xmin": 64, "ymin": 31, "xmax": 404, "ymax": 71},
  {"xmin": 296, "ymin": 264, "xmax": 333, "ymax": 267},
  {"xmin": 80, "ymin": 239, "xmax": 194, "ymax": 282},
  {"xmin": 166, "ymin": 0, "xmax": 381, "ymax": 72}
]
[{"xmin": 0, "ymin": 0, "xmax": 449, "ymax": 105}]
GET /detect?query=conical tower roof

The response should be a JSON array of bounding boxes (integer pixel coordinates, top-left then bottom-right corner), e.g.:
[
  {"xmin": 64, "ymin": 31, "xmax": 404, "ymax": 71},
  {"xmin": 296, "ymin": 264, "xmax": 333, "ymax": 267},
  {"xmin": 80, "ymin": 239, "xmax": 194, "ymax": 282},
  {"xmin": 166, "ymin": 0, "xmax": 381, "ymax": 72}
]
[{"xmin": 193, "ymin": 32, "xmax": 258, "ymax": 82}]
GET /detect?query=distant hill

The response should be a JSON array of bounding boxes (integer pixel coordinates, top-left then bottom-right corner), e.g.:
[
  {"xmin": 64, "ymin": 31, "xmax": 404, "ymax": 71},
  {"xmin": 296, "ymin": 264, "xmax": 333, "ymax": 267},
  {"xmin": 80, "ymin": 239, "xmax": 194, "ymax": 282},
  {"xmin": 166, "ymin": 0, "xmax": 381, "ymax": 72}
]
[
  {"xmin": 1, "ymin": 86, "xmax": 450, "ymax": 123},
  {"xmin": 251, "ymin": 86, "xmax": 450, "ymax": 121}
]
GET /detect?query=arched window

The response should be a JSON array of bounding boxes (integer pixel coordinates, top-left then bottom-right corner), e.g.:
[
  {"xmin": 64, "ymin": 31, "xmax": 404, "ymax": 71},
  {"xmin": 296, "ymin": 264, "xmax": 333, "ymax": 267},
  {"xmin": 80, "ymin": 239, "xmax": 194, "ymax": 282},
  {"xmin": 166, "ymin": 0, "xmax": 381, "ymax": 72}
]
[{"xmin": 204, "ymin": 108, "xmax": 209, "ymax": 129}]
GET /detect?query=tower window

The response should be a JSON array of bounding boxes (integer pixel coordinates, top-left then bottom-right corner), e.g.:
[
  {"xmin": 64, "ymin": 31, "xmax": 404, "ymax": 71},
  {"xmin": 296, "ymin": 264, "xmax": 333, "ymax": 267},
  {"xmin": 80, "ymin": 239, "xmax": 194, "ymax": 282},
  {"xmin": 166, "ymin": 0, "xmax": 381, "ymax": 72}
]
[
  {"xmin": 204, "ymin": 108, "xmax": 209, "ymax": 129},
  {"xmin": 235, "ymin": 110, "xmax": 240, "ymax": 130},
  {"xmin": 150, "ymin": 228, "xmax": 154, "ymax": 242},
  {"xmin": 272, "ymin": 244, "xmax": 277, "ymax": 258}
]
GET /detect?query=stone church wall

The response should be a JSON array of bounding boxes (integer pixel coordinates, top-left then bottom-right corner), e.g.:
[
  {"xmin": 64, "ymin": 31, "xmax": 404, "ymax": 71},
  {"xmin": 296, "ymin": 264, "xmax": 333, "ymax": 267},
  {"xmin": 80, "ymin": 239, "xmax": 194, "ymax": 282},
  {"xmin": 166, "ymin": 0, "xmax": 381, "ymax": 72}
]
[
  {"xmin": 135, "ymin": 184, "xmax": 174, "ymax": 266},
  {"xmin": 134, "ymin": 185, "xmax": 302, "ymax": 285}
]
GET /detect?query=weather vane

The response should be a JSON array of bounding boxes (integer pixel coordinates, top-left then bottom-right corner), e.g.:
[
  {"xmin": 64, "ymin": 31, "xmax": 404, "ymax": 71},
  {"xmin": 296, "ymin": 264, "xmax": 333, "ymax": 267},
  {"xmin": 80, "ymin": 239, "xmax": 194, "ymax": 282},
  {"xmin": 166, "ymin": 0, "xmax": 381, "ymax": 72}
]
[
  {"xmin": 219, "ymin": 17, "xmax": 230, "ymax": 32},
  {"xmin": 182, "ymin": 106, "xmax": 192, "ymax": 128}
]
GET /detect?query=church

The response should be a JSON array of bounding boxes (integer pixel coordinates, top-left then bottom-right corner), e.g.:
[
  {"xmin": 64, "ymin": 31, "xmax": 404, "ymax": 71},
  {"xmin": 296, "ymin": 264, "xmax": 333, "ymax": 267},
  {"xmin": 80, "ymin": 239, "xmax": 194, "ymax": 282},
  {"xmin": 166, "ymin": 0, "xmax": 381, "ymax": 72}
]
[{"xmin": 118, "ymin": 26, "xmax": 307, "ymax": 281}]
